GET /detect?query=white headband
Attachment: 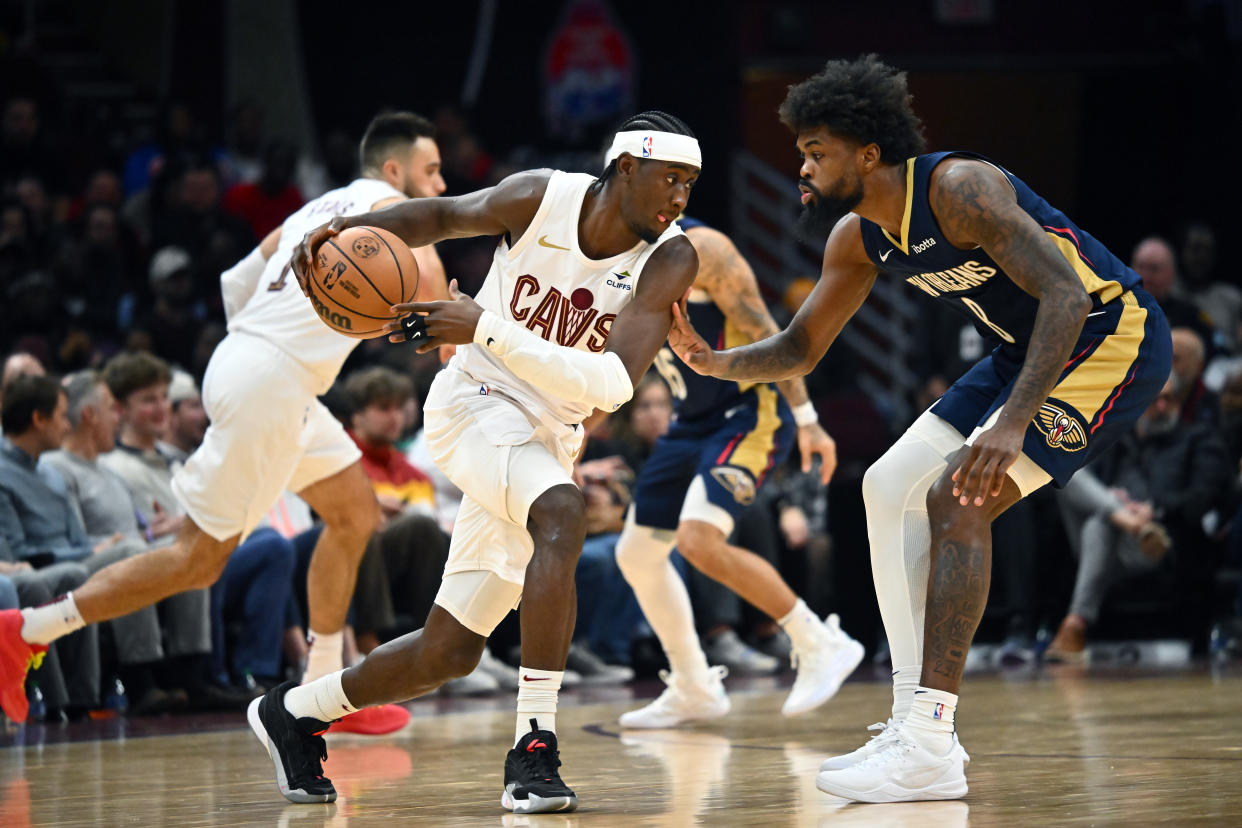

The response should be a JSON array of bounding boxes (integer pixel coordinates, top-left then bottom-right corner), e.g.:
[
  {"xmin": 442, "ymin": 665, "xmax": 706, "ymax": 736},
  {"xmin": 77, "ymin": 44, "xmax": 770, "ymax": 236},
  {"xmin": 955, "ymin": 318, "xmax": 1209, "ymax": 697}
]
[{"xmin": 605, "ymin": 130, "xmax": 702, "ymax": 170}]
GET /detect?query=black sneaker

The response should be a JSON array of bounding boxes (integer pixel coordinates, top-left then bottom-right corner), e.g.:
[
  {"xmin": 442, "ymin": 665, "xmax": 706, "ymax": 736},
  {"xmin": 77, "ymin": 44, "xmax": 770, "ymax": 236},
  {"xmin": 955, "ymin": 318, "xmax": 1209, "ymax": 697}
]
[
  {"xmin": 501, "ymin": 719, "xmax": 578, "ymax": 813},
  {"xmin": 247, "ymin": 681, "xmax": 336, "ymax": 803}
]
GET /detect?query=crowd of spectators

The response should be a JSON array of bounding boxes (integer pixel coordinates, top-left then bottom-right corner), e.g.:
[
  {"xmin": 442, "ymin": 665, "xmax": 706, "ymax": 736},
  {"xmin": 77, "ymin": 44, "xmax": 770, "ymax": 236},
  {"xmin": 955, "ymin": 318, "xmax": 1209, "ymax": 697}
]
[{"xmin": 3, "ymin": 71, "xmax": 1242, "ymax": 725}]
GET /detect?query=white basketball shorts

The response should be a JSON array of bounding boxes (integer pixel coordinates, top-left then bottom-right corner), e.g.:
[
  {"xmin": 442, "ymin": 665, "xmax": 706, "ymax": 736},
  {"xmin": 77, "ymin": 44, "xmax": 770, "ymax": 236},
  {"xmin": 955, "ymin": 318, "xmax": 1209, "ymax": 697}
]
[
  {"xmin": 423, "ymin": 365, "xmax": 581, "ymax": 634},
  {"xmin": 172, "ymin": 331, "xmax": 361, "ymax": 541}
]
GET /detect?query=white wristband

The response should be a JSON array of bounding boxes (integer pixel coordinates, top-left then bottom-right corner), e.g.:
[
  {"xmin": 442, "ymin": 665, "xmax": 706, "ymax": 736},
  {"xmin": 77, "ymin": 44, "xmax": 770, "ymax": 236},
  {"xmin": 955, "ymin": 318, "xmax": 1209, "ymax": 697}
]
[{"xmin": 791, "ymin": 401, "xmax": 818, "ymax": 427}]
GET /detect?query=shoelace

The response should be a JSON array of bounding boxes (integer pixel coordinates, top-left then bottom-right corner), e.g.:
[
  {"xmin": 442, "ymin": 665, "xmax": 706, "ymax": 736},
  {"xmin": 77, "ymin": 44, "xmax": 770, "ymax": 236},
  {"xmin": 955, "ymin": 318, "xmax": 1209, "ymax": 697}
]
[
  {"xmin": 516, "ymin": 740, "xmax": 563, "ymax": 783},
  {"xmin": 294, "ymin": 732, "xmax": 330, "ymax": 782},
  {"xmin": 652, "ymin": 665, "xmax": 729, "ymax": 708}
]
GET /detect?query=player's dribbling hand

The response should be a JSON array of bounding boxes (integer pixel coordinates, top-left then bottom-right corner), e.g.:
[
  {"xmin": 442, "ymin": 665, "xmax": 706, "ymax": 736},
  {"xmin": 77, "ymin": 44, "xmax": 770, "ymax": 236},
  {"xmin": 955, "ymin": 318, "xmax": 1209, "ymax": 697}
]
[
  {"xmin": 797, "ymin": 422, "xmax": 837, "ymax": 485},
  {"xmin": 386, "ymin": 279, "xmax": 483, "ymax": 354},
  {"xmin": 668, "ymin": 290, "xmax": 719, "ymax": 376},
  {"xmin": 291, "ymin": 217, "xmax": 348, "ymax": 297},
  {"xmin": 950, "ymin": 422, "xmax": 1024, "ymax": 507}
]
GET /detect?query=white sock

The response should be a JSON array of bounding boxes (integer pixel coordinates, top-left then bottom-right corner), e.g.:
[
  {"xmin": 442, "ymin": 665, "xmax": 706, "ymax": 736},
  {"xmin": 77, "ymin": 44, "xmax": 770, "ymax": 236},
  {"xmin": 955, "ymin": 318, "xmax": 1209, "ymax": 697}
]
[
  {"xmin": 304, "ymin": 629, "xmax": 343, "ymax": 682},
  {"xmin": 284, "ymin": 670, "xmax": 359, "ymax": 723},
  {"xmin": 20, "ymin": 593, "xmax": 84, "ymax": 646},
  {"xmin": 905, "ymin": 686, "xmax": 956, "ymax": 755},
  {"xmin": 890, "ymin": 664, "xmax": 922, "ymax": 721},
  {"xmin": 515, "ymin": 667, "xmax": 561, "ymax": 745},
  {"xmin": 778, "ymin": 598, "xmax": 823, "ymax": 654},
  {"xmin": 615, "ymin": 518, "xmax": 711, "ymax": 682}
]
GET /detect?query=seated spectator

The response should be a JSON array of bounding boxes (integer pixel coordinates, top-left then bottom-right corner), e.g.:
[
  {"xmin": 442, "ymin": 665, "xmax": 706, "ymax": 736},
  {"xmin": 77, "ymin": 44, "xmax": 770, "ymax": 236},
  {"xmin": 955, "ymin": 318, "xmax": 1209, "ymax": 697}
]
[
  {"xmin": 221, "ymin": 140, "xmax": 304, "ymax": 239},
  {"xmin": 98, "ymin": 352, "xmax": 251, "ymax": 710},
  {"xmin": 1132, "ymin": 236, "xmax": 1216, "ymax": 353},
  {"xmin": 41, "ymin": 371, "xmax": 210, "ymax": 714},
  {"xmin": 1179, "ymin": 221, "xmax": 1241, "ymax": 354},
  {"xmin": 1047, "ymin": 375, "xmax": 1230, "ymax": 660},
  {"xmin": 1170, "ymin": 327, "xmax": 1217, "ymax": 426},
  {"xmin": 342, "ymin": 366, "xmax": 494, "ymax": 696},
  {"xmin": 159, "ymin": 369, "xmax": 209, "ymax": 462},
  {"xmin": 131, "ymin": 248, "xmax": 206, "ymax": 371},
  {"xmin": 0, "ymin": 375, "xmax": 101, "ymax": 717}
]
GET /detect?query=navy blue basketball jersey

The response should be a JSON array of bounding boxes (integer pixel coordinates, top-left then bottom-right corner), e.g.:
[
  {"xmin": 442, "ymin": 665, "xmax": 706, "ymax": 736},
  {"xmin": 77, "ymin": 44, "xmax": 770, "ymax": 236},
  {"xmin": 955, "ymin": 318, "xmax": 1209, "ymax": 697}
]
[
  {"xmin": 652, "ymin": 217, "xmax": 789, "ymax": 423},
  {"xmin": 858, "ymin": 151, "xmax": 1142, "ymax": 348}
]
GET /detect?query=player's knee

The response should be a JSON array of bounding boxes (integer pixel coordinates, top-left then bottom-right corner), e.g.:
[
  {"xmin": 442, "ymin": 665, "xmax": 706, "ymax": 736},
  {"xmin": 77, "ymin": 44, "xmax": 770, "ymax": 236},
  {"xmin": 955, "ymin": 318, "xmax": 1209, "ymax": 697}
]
[
  {"xmin": 527, "ymin": 484, "xmax": 587, "ymax": 546},
  {"xmin": 180, "ymin": 543, "xmax": 233, "ymax": 591},
  {"xmin": 674, "ymin": 522, "xmax": 725, "ymax": 572},
  {"xmin": 323, "ymin": 498, "xmax": 381, "ymax": 543},
  {"xmin": 862, "ymin": 450, "xmax": 904, "ymax": 514},
  {"xmin": 925, "ymin": 474, "xmax": 983, "ymax": 532},
  {"xmin": 426, "ymin": 635, "xmax": 484, "ymax": 680},
  {"xmin": 614, "ymin": 524, "xmax": 672, "ymax": 578}
]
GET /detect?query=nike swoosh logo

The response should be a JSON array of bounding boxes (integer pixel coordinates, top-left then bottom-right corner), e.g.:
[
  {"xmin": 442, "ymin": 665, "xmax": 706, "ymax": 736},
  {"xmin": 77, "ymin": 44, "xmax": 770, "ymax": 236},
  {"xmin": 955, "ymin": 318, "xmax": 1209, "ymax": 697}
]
[
  {"xmin": 538, "ymin": 235, "xmax": 570, "ymax": 251},
  {"xmin": 522, "ymin": 676, "xmax": 550, "ymax": 681},
  {"xmin": 1086, "ymin": 310, "xmax": 1107, "ymax": 318},
  {"xmin": 879, "ymin": 249, "xmax": 893, "ymax": 262}
]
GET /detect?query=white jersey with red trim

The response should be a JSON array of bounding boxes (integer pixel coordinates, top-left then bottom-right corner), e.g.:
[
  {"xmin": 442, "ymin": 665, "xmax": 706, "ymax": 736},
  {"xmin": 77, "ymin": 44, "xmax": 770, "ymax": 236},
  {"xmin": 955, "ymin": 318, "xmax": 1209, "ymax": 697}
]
[
  {"xmin": 451, "ymin": 170, "xmax": 683, "ymax": 429},
  {"xmin": 229, "ymin": 177, "xmax": 404, "ymax": 392}
]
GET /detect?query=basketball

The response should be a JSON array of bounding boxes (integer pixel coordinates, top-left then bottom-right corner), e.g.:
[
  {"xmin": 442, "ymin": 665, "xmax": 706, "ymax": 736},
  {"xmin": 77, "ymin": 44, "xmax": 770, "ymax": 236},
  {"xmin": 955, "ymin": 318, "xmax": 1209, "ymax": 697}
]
[{"xmin": 308, "ymin": 225, "xmax": 419, "ymax": 339}]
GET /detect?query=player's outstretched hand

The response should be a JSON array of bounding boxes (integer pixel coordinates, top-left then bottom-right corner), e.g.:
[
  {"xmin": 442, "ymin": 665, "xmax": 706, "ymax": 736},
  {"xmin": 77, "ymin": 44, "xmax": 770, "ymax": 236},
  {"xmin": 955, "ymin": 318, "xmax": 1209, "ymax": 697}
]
[
  {"xmin": 669, "ymin": 290, "xmax": 720, "ymax": 376},
  {"xmin": 291, "ymin": 217, "xmax": 348, "ymax": 296},
  {"xmin": 797, "ymin": 422, "xmax": 838, "ymax": 485},
  {"xmin": 950, "ymin": 422, "xmax": 1024, "ymax": 507},
  {"xmin": 385, "ymin": 279, "xmax": 484, "ymax": 354}
]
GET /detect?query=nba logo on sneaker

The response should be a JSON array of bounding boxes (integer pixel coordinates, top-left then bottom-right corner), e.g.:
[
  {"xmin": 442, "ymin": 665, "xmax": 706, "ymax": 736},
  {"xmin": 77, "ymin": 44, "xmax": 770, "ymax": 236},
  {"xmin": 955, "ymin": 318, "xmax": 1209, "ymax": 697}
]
[
  {"xmin": 642, "ymin": 136, "xmax": 653, "ymax": 157},
  {"xmin": 933, "ymin": 702, "xmax": 945, "ymax": 720}
]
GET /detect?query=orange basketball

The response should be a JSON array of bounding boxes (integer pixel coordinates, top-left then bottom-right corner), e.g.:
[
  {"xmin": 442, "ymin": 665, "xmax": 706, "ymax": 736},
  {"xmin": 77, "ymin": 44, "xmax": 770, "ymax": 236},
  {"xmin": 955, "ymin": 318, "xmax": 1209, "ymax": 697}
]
[{"xmin": 308, "ymin": 225, "xmax": 419, "ymax": 339}]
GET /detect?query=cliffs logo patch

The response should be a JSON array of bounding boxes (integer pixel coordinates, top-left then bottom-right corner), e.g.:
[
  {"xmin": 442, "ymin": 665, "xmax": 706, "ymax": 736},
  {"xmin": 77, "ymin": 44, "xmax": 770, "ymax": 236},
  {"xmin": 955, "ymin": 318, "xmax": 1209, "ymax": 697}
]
[
  {"xmin": 710, "ymin": 465, "xmax": 756, "ymax": 505},
  {"xmin": 352, "ymin": 235, "xmax": 381, "ymax": 258},
  {"xmin": 1035, "ymin": 402, "xmax": 1087, "ymax": 451}
]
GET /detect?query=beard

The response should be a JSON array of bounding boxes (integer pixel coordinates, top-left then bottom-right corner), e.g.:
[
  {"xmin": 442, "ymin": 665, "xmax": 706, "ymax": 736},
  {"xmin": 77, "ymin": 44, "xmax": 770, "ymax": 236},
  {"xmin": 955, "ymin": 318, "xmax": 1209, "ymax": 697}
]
[
  {"xmin": 1136, "ymin": 410, "xmax": 1179, "ymax": 438},
  {"xmin": 795, "ymin": 177, "xmax": 863, "ymax": 244}
]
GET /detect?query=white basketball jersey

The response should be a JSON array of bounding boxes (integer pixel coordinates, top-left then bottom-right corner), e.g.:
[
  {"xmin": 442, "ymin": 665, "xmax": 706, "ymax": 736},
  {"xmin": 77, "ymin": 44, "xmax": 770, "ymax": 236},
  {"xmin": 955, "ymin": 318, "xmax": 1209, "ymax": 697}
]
[
  {"xmin": 229, "ymin": 177, "xmax": 405, "ymax": 392},
  {"xmin": 453, "ymin": 170, "xmax": 684, "ymax": 428}
]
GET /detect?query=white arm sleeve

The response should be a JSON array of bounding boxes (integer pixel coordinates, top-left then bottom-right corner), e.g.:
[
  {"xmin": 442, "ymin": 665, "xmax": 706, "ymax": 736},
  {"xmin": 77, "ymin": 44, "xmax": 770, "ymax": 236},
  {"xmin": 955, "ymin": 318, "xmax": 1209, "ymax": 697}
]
[
  {"xmin": 220, "ymin": 246, "xmax": 270, "ymax": 322},
  {"xmin": 473, "ymin": 310, "xmax": 634, "ymax": 411}
]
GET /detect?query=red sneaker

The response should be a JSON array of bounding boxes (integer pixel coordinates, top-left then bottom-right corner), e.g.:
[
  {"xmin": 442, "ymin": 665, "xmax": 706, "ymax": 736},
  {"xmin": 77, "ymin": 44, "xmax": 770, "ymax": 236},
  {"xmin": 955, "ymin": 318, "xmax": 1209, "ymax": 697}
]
[
  {"xmin": 330, "ymin": 703, "xmax": 411, "ymax": 735},
  {"xmin": 0, "ymin": 609, "xmax": 47, "ymax": 724}
]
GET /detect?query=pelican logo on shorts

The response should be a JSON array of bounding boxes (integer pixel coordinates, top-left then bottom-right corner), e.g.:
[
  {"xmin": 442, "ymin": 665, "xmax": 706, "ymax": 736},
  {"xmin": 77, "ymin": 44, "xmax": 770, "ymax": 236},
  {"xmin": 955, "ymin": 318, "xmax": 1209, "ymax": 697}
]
[
  {"xmin": 1035, "ymin": 401, "xmax": 1087, "ymax": 451},
  {"xmin": 352, "ymin": 234, "xmax": 381, "ymax": 258},
  {"xmin": 642, "ymin": 136, "xmax": 653, "ymax": 157},
  {"xmin": 710, "ymin": 465, "xmax": 756, "ymax": 505}
]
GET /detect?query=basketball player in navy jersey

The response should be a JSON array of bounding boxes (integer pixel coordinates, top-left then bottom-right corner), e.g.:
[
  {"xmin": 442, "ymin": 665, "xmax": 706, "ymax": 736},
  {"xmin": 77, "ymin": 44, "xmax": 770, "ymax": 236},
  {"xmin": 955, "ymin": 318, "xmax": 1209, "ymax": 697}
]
[
  {"xmin": 616, "ymin": 217, "xmax": 865, "ymax": 730},
  {"xmin": 250, "ymin": 112, "xmax": 702, "ymax": 814},
  {"xmin": 669, "ymin": 56, "xmax": 1171, "ymax": 802}
]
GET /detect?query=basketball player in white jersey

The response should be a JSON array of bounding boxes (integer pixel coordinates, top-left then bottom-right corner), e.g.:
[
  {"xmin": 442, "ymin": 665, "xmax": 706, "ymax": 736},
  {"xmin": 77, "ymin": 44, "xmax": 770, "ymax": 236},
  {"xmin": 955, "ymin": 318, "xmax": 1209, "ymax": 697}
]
[
  {"xmin": 0, "ymin": 112, "xmax": 447, "ymax": 735},
  {"xmin": 247, "ymin": 112, "xmax": 702, "ymax": 814}
]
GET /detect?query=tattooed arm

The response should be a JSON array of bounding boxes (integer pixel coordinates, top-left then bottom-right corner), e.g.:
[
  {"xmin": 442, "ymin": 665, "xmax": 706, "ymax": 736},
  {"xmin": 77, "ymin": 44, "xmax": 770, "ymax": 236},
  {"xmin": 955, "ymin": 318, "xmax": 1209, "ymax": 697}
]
[
  {"xmin": 685, "ymin": 225, "xmax": 838, "ymax": 482},
  {"xmin": 669, "ymin": 214, "xmax": 877, "ymax": 382},
  {"xmin": 929, "ymin": 158, "xmax": 1092, "ymax": 506}
]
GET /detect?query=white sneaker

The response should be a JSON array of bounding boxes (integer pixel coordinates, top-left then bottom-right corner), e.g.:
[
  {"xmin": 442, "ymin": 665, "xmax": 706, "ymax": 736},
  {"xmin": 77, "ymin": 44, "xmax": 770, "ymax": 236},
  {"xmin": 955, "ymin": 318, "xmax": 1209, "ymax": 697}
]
[
  {"xmin": 618, "ymin": 666, "xmax": 730, "ymax": 729},
  {"xmin": 820, "ymin": 719, "xmax": 900, "ymax": 771},
  {"xmin": 782, "ymin": 613, "xmax": 865, "ymax": 716},
  {"xmin": 815, "ymin": 725, "xmax": 969, "ymax": 803},
  {"xmin": 822, "ymin": 721, "xmax": 970, "ymax": 772}
]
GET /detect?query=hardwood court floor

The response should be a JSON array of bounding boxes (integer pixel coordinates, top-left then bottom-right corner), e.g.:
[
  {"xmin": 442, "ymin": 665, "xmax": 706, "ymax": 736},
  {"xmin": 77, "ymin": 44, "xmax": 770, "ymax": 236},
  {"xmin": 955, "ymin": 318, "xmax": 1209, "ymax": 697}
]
[{"xmin": 2, "ymin": 665, "xmax": 1241, "ymax": 826}]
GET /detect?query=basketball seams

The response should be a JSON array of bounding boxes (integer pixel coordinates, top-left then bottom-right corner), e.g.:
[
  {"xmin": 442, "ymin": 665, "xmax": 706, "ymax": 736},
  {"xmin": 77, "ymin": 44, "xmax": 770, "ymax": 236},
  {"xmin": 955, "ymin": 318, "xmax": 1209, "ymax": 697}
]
[
  {"xmin": 370, "ymin": 230, "xmax": 417, "ymax": 302},
  {"xmin": 326, "ymin": 237, "xmax": 396, "ymax": 308}
]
